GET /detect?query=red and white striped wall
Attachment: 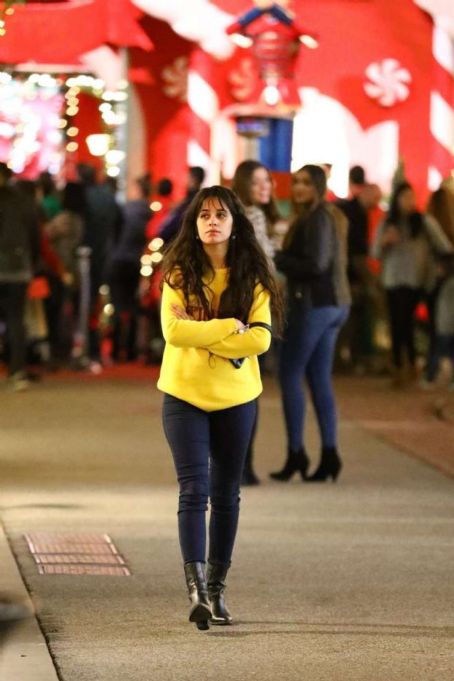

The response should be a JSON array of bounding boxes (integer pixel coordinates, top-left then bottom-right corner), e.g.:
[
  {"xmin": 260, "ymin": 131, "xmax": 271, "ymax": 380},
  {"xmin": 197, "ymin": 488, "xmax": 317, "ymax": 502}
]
[
  {"xmin": 429, "ymin": 24, "xmax": 454, "ymax": 189},
  {"xmin": 187, "ymin": 48, "xmax": 220, "ymax": 184}
]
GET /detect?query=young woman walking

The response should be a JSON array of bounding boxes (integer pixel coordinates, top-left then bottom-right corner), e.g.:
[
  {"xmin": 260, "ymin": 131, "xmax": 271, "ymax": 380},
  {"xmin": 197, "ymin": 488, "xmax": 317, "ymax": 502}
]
[
  {"xmin": 158, "ymin": 186, "xmax": 281, "ymax": 630},
  {"xmin": 270, "ymin": 165, "xmax": 351, "ymax": 483}
]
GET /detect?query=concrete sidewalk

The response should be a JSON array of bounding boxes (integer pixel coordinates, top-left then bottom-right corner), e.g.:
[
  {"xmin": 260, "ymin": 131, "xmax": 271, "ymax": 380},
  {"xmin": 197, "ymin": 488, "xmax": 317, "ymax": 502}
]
[
  {"xmin": 0, "ymin": 373, "xmax": 453, "ymax": 681},
  {"xmin": 0, "ymin": 521, "xmax": 59, "ymax": 681}
]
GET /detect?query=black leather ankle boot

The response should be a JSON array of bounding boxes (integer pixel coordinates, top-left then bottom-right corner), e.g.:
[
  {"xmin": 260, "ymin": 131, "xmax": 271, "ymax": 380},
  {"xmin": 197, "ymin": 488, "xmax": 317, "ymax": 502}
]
[
  {"xmin": 207, "ymin": 561, "xmax": 232, "ymax": 625},
  {"xmin": 184, "ymin": 562, "xmax": 212, "ymax": 630},
  {"xmin": 269, "ymin": 447, "xmax": 309, "ymax": 481},
  {"xmin": 305, "ymin": 447, "xmax": 342, "ymax": 482}
]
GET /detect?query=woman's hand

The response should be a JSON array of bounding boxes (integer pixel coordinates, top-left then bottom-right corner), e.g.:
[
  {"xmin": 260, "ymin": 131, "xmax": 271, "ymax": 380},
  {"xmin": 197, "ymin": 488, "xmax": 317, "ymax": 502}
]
[
  {"xmin": 171, "ymin": 304, "xmax": 192, "ymax": 320},
  {"xmin": 62, "ymin": 272, "xmax": 74, "ymax": 286},
  {"xmin": 172, "ymin": 304, "xmax": 245, "ymax": 331}
]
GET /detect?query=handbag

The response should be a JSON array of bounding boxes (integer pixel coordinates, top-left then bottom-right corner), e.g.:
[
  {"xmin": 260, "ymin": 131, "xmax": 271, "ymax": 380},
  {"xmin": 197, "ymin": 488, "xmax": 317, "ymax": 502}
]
[
  {"xmin": 230, "ymin": 321, "xmax": 273, "ymax": 369},
  {"xmin": 27, "ymin": 276, "xmax": 50, "ymax": 300}
]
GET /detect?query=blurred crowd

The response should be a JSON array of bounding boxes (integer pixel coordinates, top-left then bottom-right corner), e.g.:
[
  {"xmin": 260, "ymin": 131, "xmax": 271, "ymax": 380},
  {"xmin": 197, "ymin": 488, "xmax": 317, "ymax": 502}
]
[
  {"xmin": 1, "ymin": 159, "xmax": 454, "ymax": 395},
  {"xmin": 0, "ymin": 161, "xmax": 178, "ymax": 389}
]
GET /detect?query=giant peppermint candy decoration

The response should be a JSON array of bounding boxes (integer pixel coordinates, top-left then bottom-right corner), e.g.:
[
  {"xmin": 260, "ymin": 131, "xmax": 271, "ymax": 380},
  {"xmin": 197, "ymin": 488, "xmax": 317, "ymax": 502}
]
[{"xmin": 364, "ymin": 59, "xmax": 412, "ymax": 107}]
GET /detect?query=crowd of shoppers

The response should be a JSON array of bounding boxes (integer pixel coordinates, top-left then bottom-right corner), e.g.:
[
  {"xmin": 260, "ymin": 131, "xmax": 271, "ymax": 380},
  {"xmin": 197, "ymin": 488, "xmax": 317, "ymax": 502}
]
[
  {"xmin": 1, "ymin": 158, "xmax": 453, "ymax": 400},
  {"xmin": 372, "ymin": 181, "xmax": 452, "ymax": 386},
  {"xmin": 0, "ymin": 164, "xmax": 169, "ymax": 385}
]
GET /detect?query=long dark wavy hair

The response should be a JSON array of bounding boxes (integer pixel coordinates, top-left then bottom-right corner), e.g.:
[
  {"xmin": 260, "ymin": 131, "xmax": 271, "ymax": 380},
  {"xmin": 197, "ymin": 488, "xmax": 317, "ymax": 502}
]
[
  {"xmin": 162, "ymin": 185, "xmax": 282, "ymax": 333},
  {"xmin": 386, "ymin": 182, "xmax": 424, "ymax": 238}
]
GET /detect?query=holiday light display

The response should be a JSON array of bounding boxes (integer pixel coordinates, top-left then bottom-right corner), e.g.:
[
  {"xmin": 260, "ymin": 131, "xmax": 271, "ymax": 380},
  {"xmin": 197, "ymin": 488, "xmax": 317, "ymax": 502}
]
[
  {"xmin": 0, "ymin": 73, "xmax": 63, "ymax": 177},
  {"xmin": 0, "ymin": 71, "xmax": 127, "ymax": 180},
  {"xmin": 0, "ymin": 1, "xmax": 25, "ymax": 38}
]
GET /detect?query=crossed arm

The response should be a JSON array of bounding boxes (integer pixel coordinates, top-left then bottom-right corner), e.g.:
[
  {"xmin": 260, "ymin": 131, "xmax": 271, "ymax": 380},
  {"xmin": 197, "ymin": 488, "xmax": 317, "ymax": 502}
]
[{"xmin": 161, "ymin": 283, "xmax": 272, "ymax": 360}]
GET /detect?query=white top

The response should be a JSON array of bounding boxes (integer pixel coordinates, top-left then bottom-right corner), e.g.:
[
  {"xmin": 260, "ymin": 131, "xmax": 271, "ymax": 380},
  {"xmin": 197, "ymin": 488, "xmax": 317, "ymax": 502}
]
[
  {"xmin": 245, "ymin": 205, "xmax": 276, "ymax": 262},
  {"xmin": 436, "ymin": 275, "xmax": 454, "ymax": 336},
  {"xmin": 371, "ymin": 214, "xmax": 453, "ymax": 290}
]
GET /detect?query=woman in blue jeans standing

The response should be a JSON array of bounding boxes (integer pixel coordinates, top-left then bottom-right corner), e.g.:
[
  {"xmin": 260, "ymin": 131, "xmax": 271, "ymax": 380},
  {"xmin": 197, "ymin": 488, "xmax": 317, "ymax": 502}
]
[{"xmin": 270, "ymin": 165, "xmax": 351, "ymax": 483}]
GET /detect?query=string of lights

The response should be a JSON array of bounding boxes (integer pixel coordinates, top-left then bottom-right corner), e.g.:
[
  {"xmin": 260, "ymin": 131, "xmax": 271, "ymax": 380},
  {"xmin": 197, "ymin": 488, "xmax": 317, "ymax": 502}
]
[
  {"xmin": 0, "ymin": 69, "xmax": 128, "ymax": 179},
  {"xmin": 0, "ymin": 0, "xmax": 25, "ymax": 37}
]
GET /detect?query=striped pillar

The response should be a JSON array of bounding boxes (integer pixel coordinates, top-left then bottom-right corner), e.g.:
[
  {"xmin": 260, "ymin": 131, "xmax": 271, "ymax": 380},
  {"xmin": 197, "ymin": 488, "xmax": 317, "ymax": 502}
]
[
  {"xmin": 187, "ymin": 48, "xmax": 220, "ymax": 184},
  {"xmin": 429, "ymin": 24, "xmax": 454, "ymax": 190}
]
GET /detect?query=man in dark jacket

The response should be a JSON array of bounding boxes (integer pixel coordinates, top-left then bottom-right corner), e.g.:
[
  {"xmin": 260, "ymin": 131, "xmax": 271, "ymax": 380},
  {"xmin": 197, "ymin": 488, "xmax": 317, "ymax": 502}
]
[
  {"xmin": 108, "ymin": 174, "xmax": 152, "ymax": 361},
  {"xmin": 0, "ymin": 164, "xmax": 39, "ymax": 390},
  {"xmin": 158, "ymin": 166, "xmax": 205, "ymax": 244},
  {"xmin": 77, "ymin": 164, "xmax": 123, "ymax": 365},
  {"xmin": 337, "ymin": 173, "xmax": 380, "ymax": 371}
]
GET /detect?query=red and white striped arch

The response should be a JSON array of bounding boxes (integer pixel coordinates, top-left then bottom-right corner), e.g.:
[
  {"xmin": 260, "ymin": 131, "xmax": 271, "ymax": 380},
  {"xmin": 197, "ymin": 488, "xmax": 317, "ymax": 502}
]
[{"xmin": 428, "ymin": 24, "xmax": 454, "ymax": 189}]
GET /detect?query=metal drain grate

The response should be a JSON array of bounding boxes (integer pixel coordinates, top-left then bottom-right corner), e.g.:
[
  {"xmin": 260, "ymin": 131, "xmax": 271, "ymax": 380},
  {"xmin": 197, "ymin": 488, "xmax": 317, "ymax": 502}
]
[{"xmin": 24, "ymin": 532, "xmax": 131, "ymax": 576}]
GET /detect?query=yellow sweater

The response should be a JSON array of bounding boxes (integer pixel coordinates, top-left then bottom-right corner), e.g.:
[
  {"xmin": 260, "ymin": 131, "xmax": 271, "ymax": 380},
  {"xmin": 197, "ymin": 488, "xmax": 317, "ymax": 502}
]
[{"xmin": 157, "ymin": 268, "xmax": 271, "ymax": 411}]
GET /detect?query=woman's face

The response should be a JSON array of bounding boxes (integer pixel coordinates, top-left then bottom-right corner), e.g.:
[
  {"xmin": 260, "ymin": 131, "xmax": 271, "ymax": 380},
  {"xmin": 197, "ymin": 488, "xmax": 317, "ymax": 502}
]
[
  {"xmin": 196, "ymin": 198, "xmax": 233, "ymax": 247},
  {"xmin": 249, "ymin": 167, "xmax": 272, "ymax": 205},
  {"xmin": 397, "ymin": 187, "xmax": 416, "ymax": 215},
  {"xmin": 291, "ymin": 170, "xmax": 317, "ymax": 205}
]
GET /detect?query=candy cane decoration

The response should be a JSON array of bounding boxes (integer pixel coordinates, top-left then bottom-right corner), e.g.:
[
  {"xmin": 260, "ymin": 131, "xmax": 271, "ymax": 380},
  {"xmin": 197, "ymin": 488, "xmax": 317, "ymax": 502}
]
[
  {"xmin": 428, "ymin": 23, "xmax": 454, "ymax": 189},
  {"xmin": 131, "ymin": 0, "xmax": 236, "ymax": 183},
  {"xmin": 187, "ymin": 47, "xmax": 221, "ymax": 184}
]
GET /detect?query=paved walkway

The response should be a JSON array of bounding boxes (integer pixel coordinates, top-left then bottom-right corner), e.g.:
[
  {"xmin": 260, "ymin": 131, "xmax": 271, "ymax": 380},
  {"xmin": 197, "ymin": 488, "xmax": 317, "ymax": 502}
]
[{"xmin": 1, "ymin": 370, "xmax": 453, "ymax": 681}]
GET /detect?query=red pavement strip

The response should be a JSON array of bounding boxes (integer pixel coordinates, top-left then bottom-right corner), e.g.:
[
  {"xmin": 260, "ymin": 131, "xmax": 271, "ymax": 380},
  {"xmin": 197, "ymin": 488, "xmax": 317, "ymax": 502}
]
[{"xmin": 24, "ymin": 532, "xmax": 131, "ymax": 576}]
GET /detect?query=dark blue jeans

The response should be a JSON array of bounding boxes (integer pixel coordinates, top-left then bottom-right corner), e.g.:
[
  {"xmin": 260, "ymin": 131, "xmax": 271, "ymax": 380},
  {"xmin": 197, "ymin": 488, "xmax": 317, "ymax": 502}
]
[
  {"xmin": 427, "ymin": 334, "xmax": 454, "ymax": 382},
  {"xmin": 279, "ymin": 304, "xmax": 349, "ymax": 451},
  {"xmin": 162, "ymin": 394, "xmax": 256, "ymax": 564}
]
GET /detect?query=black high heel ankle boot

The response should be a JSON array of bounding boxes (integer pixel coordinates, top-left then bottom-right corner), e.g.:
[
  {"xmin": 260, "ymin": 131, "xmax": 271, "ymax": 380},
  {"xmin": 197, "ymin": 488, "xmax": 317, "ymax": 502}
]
[
  {"xmin": 184, "ymin": 562, "xmax": 212, "ymax": 630},
  {"xmin": 269, "ymin": 447, "xmax": 309, "ymax": 482},
  {"xmin": 207, "ymin": 561, "xmax": 232, "ymax": 625},
  {"xmin": 305, "ymin": 447, "xmax": 342, "ymax": 482}
]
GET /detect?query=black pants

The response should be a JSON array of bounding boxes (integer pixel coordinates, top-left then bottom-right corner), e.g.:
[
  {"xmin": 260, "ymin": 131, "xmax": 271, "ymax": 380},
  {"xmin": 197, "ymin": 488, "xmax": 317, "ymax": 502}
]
[
  {"xmin": 109, "ymin": 262, "xmax": 141, "ymax": 360},
  {"xmin": 162, "ymin": 394, "xmax": 256, "ymax": 564},
  {"xmin": 386, "ymin": 287, "xmax": 421, "ymax": 369},
  {"xmin": 0, "ymin": 282, "xmax": 28, "ymax": 376},
  {"xmin": 43, "ymin": 274, "xmax": 65, "ymax": 360}
]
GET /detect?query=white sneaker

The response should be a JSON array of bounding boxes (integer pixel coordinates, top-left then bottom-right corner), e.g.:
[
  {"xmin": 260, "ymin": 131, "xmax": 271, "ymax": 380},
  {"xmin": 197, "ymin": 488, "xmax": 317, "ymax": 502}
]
[
  {"xmin": 8, "ymin": 372, "xmax": 31, "ymax": 392},
  {"xmin": 419, "ymin": 379, "xmax": 436, "ymax": 391}
]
